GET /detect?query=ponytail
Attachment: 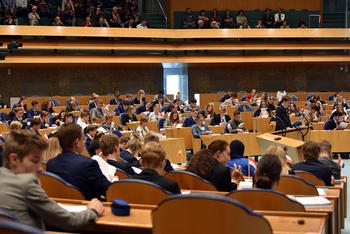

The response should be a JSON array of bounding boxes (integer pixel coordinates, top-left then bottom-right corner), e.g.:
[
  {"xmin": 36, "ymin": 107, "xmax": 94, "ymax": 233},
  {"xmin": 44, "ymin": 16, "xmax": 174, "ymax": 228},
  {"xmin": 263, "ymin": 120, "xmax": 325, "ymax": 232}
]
[{"xmin": 256, "ymin": 154, "xmax": 282, "ymax": 189}]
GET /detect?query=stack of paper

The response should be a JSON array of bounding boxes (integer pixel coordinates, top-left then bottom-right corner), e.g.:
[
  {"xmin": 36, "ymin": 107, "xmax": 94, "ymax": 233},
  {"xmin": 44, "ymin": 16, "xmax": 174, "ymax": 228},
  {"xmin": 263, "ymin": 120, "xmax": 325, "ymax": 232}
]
[
  {"xmin": 293, "ymin": 196, "xmax": 332, "ymax": 207},
  {"xmin": 58, "ymin": 203, "xmax": 87, "ymax": 212},
  {"xmin": 92, "ymin": 156, "xmax": 116, "ymax": 181}
]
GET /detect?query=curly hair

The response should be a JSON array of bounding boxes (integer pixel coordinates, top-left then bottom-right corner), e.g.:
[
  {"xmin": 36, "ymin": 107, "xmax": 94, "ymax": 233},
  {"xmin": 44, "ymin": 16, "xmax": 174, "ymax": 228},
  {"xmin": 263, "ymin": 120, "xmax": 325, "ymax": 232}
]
[{"xmin": 186, "ymin": 149, "xmax": 215, "ymax": 180}]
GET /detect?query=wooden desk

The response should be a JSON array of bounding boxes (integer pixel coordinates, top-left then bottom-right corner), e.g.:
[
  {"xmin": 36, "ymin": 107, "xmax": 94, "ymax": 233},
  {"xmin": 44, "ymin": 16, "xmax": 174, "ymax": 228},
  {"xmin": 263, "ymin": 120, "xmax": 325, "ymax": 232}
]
[
  {"xmin": 39, "ymin": 128, "xmax": 57, "ymax": 136},
  {"xmin": 310, "ymin": 130, "xmax": 350, "ymax": 152},
  {"xmin": 159, "ymin": 138, "xmax": 187, "ymax": 164},
  {"xmin": 200, "ymin": 133, "xmax": 262, "ymax": 156},
  {"xmin": 0, "ymin": 122, "xmax": 9, "ymax": 133},
  {"xmin": 126, "ymin": 121, "xmax": 160, "ymax": 133},
  {"xmin": 253, "ymin": 117, "xmax": 274, "ymax": 133}
]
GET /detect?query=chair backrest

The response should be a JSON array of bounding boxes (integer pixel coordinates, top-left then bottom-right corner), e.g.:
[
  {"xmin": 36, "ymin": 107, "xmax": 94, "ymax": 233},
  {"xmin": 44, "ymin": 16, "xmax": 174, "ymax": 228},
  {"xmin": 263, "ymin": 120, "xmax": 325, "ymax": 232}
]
[
  {"xmin": 157, "ymin": 117, "xmax": 166, "ymax": 129},
  {"xmin": 327, "ymin": 94, "xmax": 335, "ymax": 101},
  {"xmin": 340, "ymin": 90, "xmax": 349, "ymax": 92},
  {"xmin": 119, "ymin": 113, "xmax": 127, "ymax": 125},
  {"xmin": 218, "ymin": 95, "xmax": 225, "ymax": 102},
  {"xmin": 253, "ymin": 109, "xmax": 259, "ymax": 117},
  {"xmin": 152, "ymin": 193, "xmax": 272, "ymax": 234},
  {"xmin": 115, "ymin": 168, "xmax": 132, "ymax": 179},
  {"xmin": 49, "ymin": 99, "xmax": 62, "ymax": 107},
  {"xmin": 41, "ymin": 161, "xmax": 46, "ymax": 171},
  {"xmin": 39, "ymin": 171, "xmax": 85, "ymax": 200},
  {"xmin": 6, "ymin": 120, "xmax": 12, "ymax": 129},
  {"xmin": 107, "ymin": 93, "xmax": 114, "ymax": 96},
  {"xmin": 48, "ymin": 117, "xmax": 54, "ymax": 127},
  {"xmin": 198, "ymin": 110, "xmax": 204, "ymax": 116},
  {"xmin": 240, "ymin": 95, "xmax": 247, "ymax": 102},
  {"xmin": 224, "ymin": 122, "xmax": 229, "ymax": 133},
  {"xmin": 294, "ymin": 170, "xmax": 326, "ymax": 186},
  {"xmin": 123, "ymin": 93, "xmax": 131, "ymax": 95},
  {"xmin": 306, "ymin": 94, "xmax": 315, "ymax": 101},
  {"xmin": 290, "ymin": 94, "xmax": 299, "ymax": 101},
  {"xmin": 111, "ymin": 130, "xmax": 125, "ymax": 137},
  {"xmin": 52, "ymin": 95, "xmax": 61, "ymax": 97},
  {"xmin": 160, "ymin": 106, "xmax": 169, "ymax": 113},
  {"xmin": 209, "ymin": 116, "xmax": 215, "ymax": 126},
  {"xmin": 297, "ymin": 90, "xmax": 306, "ymax": 93},
  {"xmin": 135, "ymin": 106, "xmax": 143, "ymax": 115},
  {"xmin": 292, "ymin": 120, "xmax": 301, "ymax": 127},
  {"xmin": 142, "ymin": 101, "xmax": 148, "ymax": 106},
  {"xmin": 183, "ymin": 117, "xmax": 193, "ymax": 127},
  {"xmin": 274, "ymin": 174, "xmax": 318, "ymax": 195},
  {"xmin": 226, "ymin": 189, "xmax": 305, "ymax": 212},
  {"xmin": 30, "ymin": 95, "xmax": 40, "ymax": 97},
  {"xmin": 132, "ymin": 128, "xmax": 137, "ymax": 138},
  {"xmin": 130, "ymin": 97, "xmax": 137, "ymax": 105},
  {"xmin": 257, "ymin": 91, "xmax": 265, "ymax": 93},
  {"xmin": 100, "ymin": 121, "xmax": 106, "ymax": 127},
  {"xmin": 112, "ymin": 107, "xmax": 119, "ymax": 114},
  {"xmin": 73, "ymin": 115, "xmax": 79, "ymax": 123},
  {"xmin": 0, "ymin": 112, "xmax": 8, "ymax": 122},
  {"xmin": 237, "ymin": 104, "xmax": 254, "ymax": 112},
  {"xmin": 323, "ymin": 121, "xmax": 328, "ymax": 130},
  {"xmin": 74, "ymin": 94, "xmax": 83, "ymax": 96},
  {"xmin": 217, "ymin": 91, "xmax": 226, "ymax": 94},
  {"xmin": 0, "ymin": 219, "xmax": 45, "ymax": 234},
  {"xmin": 237, "ymin": 91, "xmax": 247, "ymax": 93},
  {"xmin": 105, "ymin": 179, "xmax": 173, "ymax": 204},
  {"xmin": 0, "ymin": 209, "xmax": 20, "ymax": 221},
  {"xmin": 164, "ymin": 171, "xmax": 217, "ymax": 191}
]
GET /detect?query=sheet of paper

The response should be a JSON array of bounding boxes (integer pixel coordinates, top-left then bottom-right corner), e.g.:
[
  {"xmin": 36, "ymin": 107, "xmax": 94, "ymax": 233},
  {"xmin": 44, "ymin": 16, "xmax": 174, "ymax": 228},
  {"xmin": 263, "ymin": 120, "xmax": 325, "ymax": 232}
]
[
  {"xmin": 58, "ymin": 203, "xmax": 87, "ymax": 212},
  {"xmin": 339, "ymin": 122, "xmax": 348, "ymax": 130},
  {"xmin": 171, "ymin": 163, "xmax": 182, "ymax": 169},
  {"xmin": 92, "ymin": 156, "xmax": 116, "ymax": 181},
  {"xmin": 181, "ymin": 191, "xmax": 191, "ymax": 195},
  {"xmin": 294, "ymin": 196, "xmax": 332, "ymax": 207},
  {"xmin": 317, "ymin": 188, "xmax": 327, "ymax": 196},
  {"xmin": 97, "ymin": 127, "xmax": 107, "ymax": 133},
  {"xmin": 132, "ymin": 167, "xmax": 142, "ymax": 174},
  {"xmin": 261, "ymin": 108, "xmax": 268, "ymax": 117}
]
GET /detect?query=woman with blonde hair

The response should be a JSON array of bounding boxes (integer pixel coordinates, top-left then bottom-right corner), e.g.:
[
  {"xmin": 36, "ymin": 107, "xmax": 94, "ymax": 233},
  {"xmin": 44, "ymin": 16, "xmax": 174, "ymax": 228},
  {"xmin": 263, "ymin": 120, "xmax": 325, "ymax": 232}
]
[
  {"xmin": 265, "ymin": 145, "xmax": 292, "ymax": 174},
  {"xmin": 204, "ymin": 103, "xmax": 215, "ymax": 119},
  {"xmin": 135, "ymin": 115, "xmax": 150, "ymax": 141},
  {"xmin": 149, "ymin": 104, "xmax": 161, "ymax": 121},
  {"xmin": 43, "ymin": 137, "xmax": 62, "ymax": 162},
  {"xmin": 123, "ymin": 105, "xmax": 137, "ymax": 125},
  {"xmin": 134, "ymin": 89, "xmax": 145, "ymax": 104},
  {"xmin": 245, "ymin": 89, "xmax": 257, "ymax": 102},
  {"xmin": 66, "ymin": 97, "xmax": 81, "ymax": 112}
]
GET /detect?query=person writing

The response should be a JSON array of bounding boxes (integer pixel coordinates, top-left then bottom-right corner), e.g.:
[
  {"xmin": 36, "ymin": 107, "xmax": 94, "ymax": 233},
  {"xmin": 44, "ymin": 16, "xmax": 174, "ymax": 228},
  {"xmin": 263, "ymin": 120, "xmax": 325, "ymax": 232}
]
[{"xmin": 212, "ymin": 107, "xmax": 230, "ymax": 126}]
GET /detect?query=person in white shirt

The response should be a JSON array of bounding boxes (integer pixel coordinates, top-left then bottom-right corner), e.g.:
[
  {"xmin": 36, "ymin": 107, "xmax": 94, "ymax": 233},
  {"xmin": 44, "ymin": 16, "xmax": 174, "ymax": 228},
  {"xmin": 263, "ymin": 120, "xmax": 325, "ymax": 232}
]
[
  {"xmin": 77, "ymin": 110, "xmax": 91, "ymax": 129},
  {"xmin": 28, "ymin": 6, "xmax": 40, "ymax": 25},
  {"xmin": 149, "ymin": 104, "xmax": 162, "ymax": 121},
  {"xmin": 274, "ymin": 8, "xmax": 285, "ymax": 28},
  {"xmin": 220, "ymin": 93, "xmax": 239, "ymax": 108},
  {"xmin": 136, "ymin": 19, "xmax": 147, "ymax": 28}
]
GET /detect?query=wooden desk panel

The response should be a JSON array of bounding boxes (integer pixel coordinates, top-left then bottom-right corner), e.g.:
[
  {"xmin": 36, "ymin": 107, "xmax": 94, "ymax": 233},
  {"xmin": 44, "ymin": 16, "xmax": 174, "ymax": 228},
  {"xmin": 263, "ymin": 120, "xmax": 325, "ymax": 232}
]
[
  {"xmin": 310, "ymin": 130, "xmax": 350, "ymax": 152},
  {"xmin": 160, "ymin": 138, "xmax": 187, "ymax": 164},
  {"xmin": 253, "ymin": 117, "xmax": 274, "ymax": 133},
  {"xmin": 0, "ymin": 123, "xmax": 9, "ymax": 133}
]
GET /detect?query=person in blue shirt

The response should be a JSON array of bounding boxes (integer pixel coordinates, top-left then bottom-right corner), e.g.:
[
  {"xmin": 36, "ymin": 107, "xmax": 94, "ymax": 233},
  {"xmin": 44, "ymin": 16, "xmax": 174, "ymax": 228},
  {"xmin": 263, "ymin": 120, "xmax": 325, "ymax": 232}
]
[
  {"xmin": 226, "ymin": 140, "xmax": 255, "ymax": 177},
  {"xmin": 29, "ymin": 118, "xmax": 42, "ymax": 137},
  {"xmin": 191, "ymin": 114, "xmax": 211, "ymax": 149},
  {"xmin": 183, "ymin": 8, "xmax": 195, "ymax": 29}
]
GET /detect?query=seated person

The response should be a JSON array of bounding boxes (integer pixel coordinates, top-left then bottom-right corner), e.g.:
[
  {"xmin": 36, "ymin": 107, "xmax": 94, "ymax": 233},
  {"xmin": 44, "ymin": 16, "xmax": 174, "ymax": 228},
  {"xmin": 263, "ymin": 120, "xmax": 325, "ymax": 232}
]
[
  {"xmin": 103, "ymin": 114, "xmax": 124, "ymax": 132},
  {"xmin": 12, "ymin": 107, "xmax": 26, "ymax": 129},
  {"xmin": 7, "ymin": 104, "xmax": 21, "ymax": 120},
  {"xmin": 77, "ymin": 110, "xmax": 91, "ymax": 129},
  {"xmin": 265, "ymin": 145, "xmax": 293, "ymax": 174},
  {"xmin": 220, "ymin": 92, "xmax": 239, "ymax": 108},
  {"xmin": 119, "ymin": 138, "xmax": 142, "ymax": 164},
  {"xmin": 119, "ymin": 136, "xmax": 130, "ymax": 152},
  {"xmin": 274, "ymin": 7, "xmax": 285, "ymax": 28},
  {"xmin": 52, "ymin": 109, "xmax": 67, "ymax": 127},
  {"xmin": 135, "ymin": 115, "xmax": 151, "ymax": 142},
  {"xmin": 318, "ymin": 140, "xmax": 341, "ymax": 179},
  {"xmin": 66, "ymin": 97, "xmax": 81, "ymax": 112},
  {"xmin": 186, "ymin": 140, "xmax": 242, "ymax": 192},
  {"xmin": 29, "ymin": 118, "xmax": 42, "ymax": 136},
  {"xmin": 88, "ymin": 131, "xmax": 104, "ymax": 156},
  {"xmin": 88, "ymin": 92, "xmax": 96, "ymax": 105},
  {"xmin": 124, "ymin": 141, "xmax": 181, "ymax": 194},
  {"xmin": 289, "ymin": 103, "xmax": 300, "ymax": 117},
  {"xmin": 101, "ymin": 134, "xmax": 135, "ymax": 175},
  {"xmin": 262, "ymin": 8, "xmax": 274, "ymax": 28},
  {"xmin": 89, "ymin": 95, "xmax": 100, "ymax": 110},
  {"xmin": 41, "ymin": 100, "xmax": 55, "ymax": 116},
  {"xmin": 331, "ymin": 104, "xmax": 348, "ymax": 122},
  {"xmin": 292, "ymin": 141, "xmax": 333, "ymax": 186},
  {"xmin": 324, "ymin": 111, "xmax": 342, "ymax": 131},
  {"xmin": 138, "ymin": 100, "xmax": 153, "ymax": 114},
  {"xmin": 109, "ymin": 91, "xmax": 122, "ymax": 105},
  {"xmin": 212, "ymin": 107, "xmax": 231, "ymax": 126},
  {"xmin": 184, "ymin": 108, "xmax": 198, "ymax": 127},
  {"xmin": 40, "ymin": 111, "xmax": 50, "ymax": 129},
  {"xmin": 175, "ymin": 92, "xmax": 185, "ymax": 106},
  {"xmin": 183, "ymin": 99, "xmax": 200, "ymax": 113},
  {"xmin": 0, "ymin": 130, "xmax": 104, "ymax": 230},
  {"xmin": 63, "ymin": 112, "xmax": 74, "ymax": 124},
  {"xmin": 153, "ymin": 95, "xmax": 165, "ymax": 109},
  {"xmin": 183, "ymin": 8, "xmax": 196, "ymax": 29},
  {"xmin": 226, "ymin": 140, "xmax": 255, "ymax": 176},
  {"xmin": 91, "ymin": 100, "xmax": 107, "ymax": 120},
  {"xmin": 254, "ymin": 154, "xmax": 282, "ymax": 189},
  {"xmin": 254, "ymin": 100, "xmax": 270, "ymax": 117},
  {"xmin": 133, "ymin": 89, "xmax": 146, "ymax": 104},
  {"xmin": 267, "ymin": 96, "xmax": 276, "ymax": 111},
  {"xmin": 85, "ymin": 124, "xmax": 98, "ymax": 148},
  {"xmin": 221, "ymin": 88, "xmax": 233, "ymax": 102},
  {"xmin": 27, "ymin": 100, "xmax": 41, "ymax": 118},
  {"xmin": 164, "ymin": 110, "xmax": 180, "ymax": 128},
  {"xmin": 229, "ymin": 110, "xmax": 248, "ymax": 133},
  {"xmin": 204, "ymin": 103, "xmax": 216, "ymax": 119},
  {"xmin": 245, "ymin": 89, "xmax": 257, "ymax": 102},
  {"xmin": 191, "ymin": 114, "xmax": 211, "ymax": 148},
  {"xmin": 300, "ymin": 101, "xmax": 312, "ymax": 115},
  {"xmin": 10, "ymin": 121, "xmax": 22, "ymax": 131},
  {"xmin": 148, "ymin": 104, "xmax": 161, "ymax": 121},
  {"xmin": 310, "ymin": 103, "xmax": 322, "ymax": 123},
  {"xmin": 47, "ymin": 123, "xmax": 113, "ymax": 200},
  {"xmin": 165, "ymin": 99, "xmax": 184, "ymax": 114},
  {"xmin": 123, "ymin": 105, "xmax": 137, "ymax": 126},
  {"xmin": 123, "ymin": 94, "xmax": 133, "ymax": 105},
  {"xmin": 252, "ymin": 92, "xmax": 268, "ymax": 106},
  {"xmin": 332, "ymin": 95, "xmax": 349, "ymax": 109},
  {"xmin": 115, "ymin": 100, "xmax": 130, "ymax": 116},
  {"xmin": 255, "ymin": 19, "xmax": 265, "ymax": 28}
]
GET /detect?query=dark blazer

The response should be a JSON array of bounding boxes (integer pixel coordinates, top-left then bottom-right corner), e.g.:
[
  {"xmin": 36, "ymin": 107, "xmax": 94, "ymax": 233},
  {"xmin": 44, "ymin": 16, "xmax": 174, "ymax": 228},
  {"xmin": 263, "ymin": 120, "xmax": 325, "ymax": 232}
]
[
  {"xmin": 27, "ymin": 108, "xmax": 41, "ymax": 118},
  {"xmin": 211, "ymin": 114, "xmax": 231, "ymax": 126},
  {"xmin": 165, "ymin": 105, "xmax": 184, "ymax": 114},
  {"xmin": 125, "ymin": 168, "xmax": 181, "ymax": 194},
  {"xmin": 222, "ymin": 94, "xmax": 230, "ymax": 102},
  {"xmin": 107, "ymin": 159, "xmax": 135, "ymax": 175},
  {"xmin": 11, "ymin": 116, "xmax": 26, "ymax": 129},
  {"xmin": 89, "ymin": 102, "xmax": 97, "ymax": 110},
  {"xmin": 131, "ymin": 159, "xmax": 174, "ymax": 172},
  {"xmin": 109, "ymin": 98, "xmax": 122, "ymax": 105},
  {"xmin": 123, "ymin": 115, "xmax": 137, "ymax": 126},
  {"xmin": 207, "ymin": 159, "xmax": 237, "ymax": 192},
  {"xmin": 88, "ymin": 141, "xmax": 100, "ymax": 156},
  {"xmin": 292, "ymin": 158, "xmax": 333, "ymax": 186},
  {"xmin": 46, "ymin": 150, "xmax": 111, "ymax": 200},
  {"xmin": 115, "ymin": 105, "xmax": 127, "ymax": 116},
  {"xmin": 275, "ymin": 104, "xmax": 293, "ymax": 131},
  {"xmin": 124, "ymin": 22, "xmax": 136, "ymax": 28},
  {"xmin": 29, "ymin": 129, "xmax": 41, "ymax": 137},
  {"xmin": 318, "ymin": 156, "xmax": 341, "ymax": 179},
  {"xmin": 184, "ymin": 116, "xmax": 196, "ymax": 127},
  {"xmin": 324, "ymin": 119, "xmax": 338, "ymax": 131},
  {"xmin": 7, "ymin": 111, "xmax": 16, "ymax": 120},
  {"xmin": 85, "ymin": 134, "xmax": 92, "ymax": 149},
  {"xmin": 133, "ymin": 97, "xmax": 145, "ymax": 105},
  {"xmin": 138, "ymin": 105, "xmax": 153, "ymax": 113},
  {"xmin": 120, "ymin": 150, "xmax": 138, "ymax": 164}
]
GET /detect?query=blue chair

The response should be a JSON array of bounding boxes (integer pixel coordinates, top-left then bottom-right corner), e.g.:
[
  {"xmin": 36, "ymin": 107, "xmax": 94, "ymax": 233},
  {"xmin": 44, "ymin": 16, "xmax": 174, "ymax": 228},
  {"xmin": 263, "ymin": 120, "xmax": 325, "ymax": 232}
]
[
  {"xmin": 296, "ymin": 90, "xmax": 306, "ymax": 93},
  {"xmin": 209, "ymin": 117, "xmax": 215, "ymax": 126},
  {"xmin": 327, "ymin": 94, "xmax": 335, "ymax": 101},
  {"xmin": 145, "ymin": 92, "xmax": 150, "ymax": 95},
  {"xmin": 108, "ymin": 98, "xmax": 115, "ymax": 105},
  {"xmin": 52, "ymin": 95, "xmax": 61, "ymax": 97},
  {"xmin": 142, "ymin": 101, "xmax": 148, "ymax": 106},
  {"xmin": 74, "ymin": 94, "xmax": 83, "ymax": 96},
  {"xmin": 240, "ymin": 95, "xmax": 247, "ymax": 102},
  {"xmin": 111, "ymin": 130, "xmax": 125, "ymax": 137},
  {"xmin": 217, "ymin": 91, "xmax": 226, "ymax": 94},
  {"xmin": 218, "ymin": 95, "xmax": 225, "ymax": 102},
  {"xmin": 119, "ymin": 113, "xmax": 126, "ymax": 125},
  {"xmin": 237, "ymin": 91, "xmax": 247, "ymax": 93},
  {"xmin": 267, "ymin": 95, "xmax": 277, "ymax": 101},
  {"xmin": 107, "ymin": 93, "xmax": 114, "ymax": 96},
  {"xmin": 31, "ymin": 95, "xmax": 40, "ymax": 97},
  {"xmin": 49, "ymin": 99, "xmax": 62, "ymax": 107},
  {"xmin": 198, "ymin": 110, "xmax": 204, "ymax": 116},
  {"xmin": 306, "ymin": 94, "xmax": 315, "ymax": 101},
  {"xmin": 0, "ymin": 209, "xmax": 20, "ymax": 221},
  {"xmin": 158, "ymin": 118, "xmax": 166, "ymax": 129},
  {"xmin": 320, "ymin": 90, "xmax": 328, "ymax": 92},
  {"xmin": 224, "ymin": 123, "xmax": 229, "ymax": 133},
  {"xmin": 151, "ymin": 193, "xmax": 272, "ymax": 234},
  {"xmin": 183, "ymin": 117, "xmax": 195, "ymax": 127},
  {"xmin": 112, "ymin": 107, "xmax": 119, "ymax": 115},
  {"xmin": 118, "ymin": 156, "xmax": 128, "ymax": 163},
  {"xmin": 6, "ymin": 120, "xmax": 12, "ymax": 129},
  {"xmin": 290, "ymin": 94, "xmax": 299, "ymax": 101},
  {"xmin": 164, "ymin": 171, "xmax": 217, "ymax": 190},
  {"xmin": 0, "ymin": 113, "xmax": 8, "ymax": 122},
  {"xmin": 160, "ymin": 106, "xmax": 169, "ymax": 113},
  {"xmin": 237, "ymin": 104, "xmax": 254, "ymax": 112},
  {"xmin": 340, "ymin": 90, "xmax": 349, "ymax": 92},
  {"xmin": 48, "ymin": 117, "xmax": 54, "ymax": 126},
  {"xmin": 320, "ymin": 110, "xmax": 324, "ymax": 116},
  {"xmin": 65, "ymin": 99, "xmax": 81, "ymax": 106},
  {"xmin": 100, "ymin": 121, "xmax": 106, "ymax": 127},
  {"xmin": 123, "ymin": 93, "xmax": 131, "ymax": 95},
  {"xmin": 130, "ymin": 97, "xmax": 137, "ymax": 105},
  {"xmin": 0, "ymin": 137, "xmax": 5, "ymax": 144},
  {"xmin": 323, "ymin": 121, "xmax": 329, "ymax": 130},
  {"xmin": 0, "ymin": 219, "xmax": 45, "ymax": 234},
  {"xmin": 73, "ymin": 115, "xmax": 79, "ymax": 123},
  {"xmin": 135, "ymin": 106, "xmax": 143, "ymax": 115},
  {"xmin": 292, "ymin": 120, "xmax": 302, "ymax": 127},
  {"xmin": 253, "ymin": 109, "xmax": 260, "ymax": 117}
]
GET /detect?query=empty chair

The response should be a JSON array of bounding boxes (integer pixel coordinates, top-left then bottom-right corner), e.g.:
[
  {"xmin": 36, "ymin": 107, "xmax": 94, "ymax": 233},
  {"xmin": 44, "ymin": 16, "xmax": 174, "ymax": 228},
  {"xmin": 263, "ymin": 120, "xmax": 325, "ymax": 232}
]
[
  {"xmin": 152, "ymin": 193, "xmax": 272, "ymax": 234},
  {"xmin": 294, "ymin": 171, "xmax": 326, "ymax": 186},
  {"xmin": 49, "ymin": 99, "xmax": 62, "ymax": 107},
  {"xmin": 306, "ymin": 94, "xmax": 315, "ymax": 101},
  {"xmin": 107, "ymin": 93, "xmax": 114, "ymax": 96},
  {"xmin": 226, "ymin": 189, "xmax": 305, "ymax": 212},
  {"xmin": 237, "ymin": 104, "xmax": 254, "ymax": 112},
  {"xmin": 115, "ymin": 168, "xmax": 132, "ymax": 179},
  {"xmin": 340, "ymin": 90, "xmax": 349, "ymax": 92},
  {"xmin": 328, "ymin": 94, "xmax": 335, "ymax": 101},
  {"xmin": 274, "ymin": 174, "xmax": 318, "ymax": 195},
  {"xmin": 105, "ymin": 179, "xmax": 173, "ymax": 204},
  {"xmin": 74, "ymin": 94, "xmax": 83, "ymax": 96},
  {"xmin": 240, "ymin": 95, "xmax": 247, "ymax": 102},
  {"xmin": 39, "ymin": 171, "xmax": 85, "ymax": 200},
  {"xmin": 164, "ymin": 171, "xmax": 217, "ymax": 191},
  {"xmin": 257, "ymin": 91, "xmax": 265, "ymax": 93},
  {"xmin": 296, "ymin": 90, "xmax": 306, "ymax": 93},
  {"xmin": 290, "ymin": 94, "xmax": 299, "ymax": 101},
  {"xmin": 157, "ymin": 117, "xmax": 166, "ymax": 129},
  {"xmin": 0, "ymin": 219, "xmax": 45, "ymax": 234},
  {"xmin": 0, "ymin": 113, "xmax": 8, "ymax": 122},
  {"xmin": 30, "ymin": 95, "xmax": 40, "ymax": 97},
  {"xmin": 217, "ymin": 91, "xmax": 226, "ymax": 94},
  {"xmin": 237, "ymin": 91, "xmax": 247, "ymax": 93}
]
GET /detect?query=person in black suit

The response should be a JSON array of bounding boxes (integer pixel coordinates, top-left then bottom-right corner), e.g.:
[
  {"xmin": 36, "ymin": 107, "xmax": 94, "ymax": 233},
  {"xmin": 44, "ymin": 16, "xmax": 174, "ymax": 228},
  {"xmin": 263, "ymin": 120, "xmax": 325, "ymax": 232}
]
[
  {"xmin": 318, "ymin": 140, "xmax": 341, "ymax": 179},
  {"xmin": 211, "ymin": 107, "xmax": 231, "ymax": 126},
  {"xmin": 109, "ymin": 91, "xmax": 123, "ymax": 105},
  {"xmin": 119, "ymin": 138, "xmax": 142, "ymax": 164},
  {"xmin": 100, "ymin": 134, "xmax": 135, "ymax": 175},
  {"xmin": 221, "ymin": 88, "xmax": 233, "ymax": 102},
  {"xmin": 11, "ymin": 107, "xmax": 27, "ymax": 129},
  {"xmin": 324, "ymin": 111, "xmax": 342, "ymax": 131},
  {"xmin": 47, "ymin": 123, "xmax": 116, "ymax": 200},
  {"xmin": 137, "ymin": 100, "xmax": 153, "ymax": 114},
  {"xmin": 292, "ymin": 141, "xmax": 333, "ymax": 186},
  {"xmin": 183, "ymin": 108, "xmax": 198, "ymax": 127},
  {"xmin": 186, "ymin": 140, "xmax": 242, "ymax": 192},
  {"xmin": 124, "ymin": 141, "xmax": 181, "ymax": 194},
  {"xmin": 124, "ymin": 17, "xmax": 136, "ymax": 28},
  {"xmin": 165, "ymin": 99, "xmax": 185, "ymax": 114},
  {"xmin": 275, "ymin": 95, "xmax": 293, "ymax": 131}
]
